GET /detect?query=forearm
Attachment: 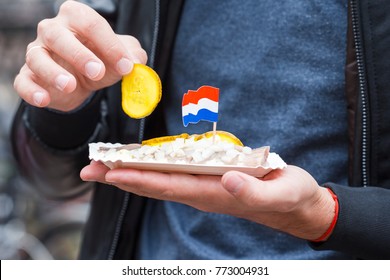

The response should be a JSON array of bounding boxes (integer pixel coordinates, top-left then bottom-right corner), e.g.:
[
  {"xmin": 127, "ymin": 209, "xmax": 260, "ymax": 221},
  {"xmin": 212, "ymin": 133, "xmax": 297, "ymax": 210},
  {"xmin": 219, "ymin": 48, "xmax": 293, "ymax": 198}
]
[
  {"xmin": 310, "ymin": 183, "xmax": 390, "ymax": 259},
  {"xmin": 11, "ymin": 93, "xmax": 109, "ymax": 199}
]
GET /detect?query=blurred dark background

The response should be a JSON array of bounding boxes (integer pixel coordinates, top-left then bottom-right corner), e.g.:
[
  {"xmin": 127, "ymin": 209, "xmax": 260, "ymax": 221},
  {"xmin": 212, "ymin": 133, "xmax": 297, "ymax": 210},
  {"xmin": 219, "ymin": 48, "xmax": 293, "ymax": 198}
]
[{"xmin": 0, "ymin": 0, "xmax": 90, "ymax": 260}]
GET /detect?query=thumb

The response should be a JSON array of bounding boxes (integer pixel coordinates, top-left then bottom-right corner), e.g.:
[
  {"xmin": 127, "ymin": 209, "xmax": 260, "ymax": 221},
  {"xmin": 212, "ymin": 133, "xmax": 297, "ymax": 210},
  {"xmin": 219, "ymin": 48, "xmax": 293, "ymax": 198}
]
[{"xmin": 221, "ymin": 171, "xmax": 265, "ymax": 207}]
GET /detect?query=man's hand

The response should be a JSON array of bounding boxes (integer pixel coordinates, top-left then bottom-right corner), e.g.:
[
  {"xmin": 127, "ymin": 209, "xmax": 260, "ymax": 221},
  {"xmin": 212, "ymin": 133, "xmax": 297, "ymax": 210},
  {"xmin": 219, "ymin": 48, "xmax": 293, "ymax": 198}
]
[
  {"xmin": 14, "ymin": 0, "xmax": 147, "ymax": 111},
  {"xmin": 80, "ymin": 162, "xmax": 336, "ymax": 241}
]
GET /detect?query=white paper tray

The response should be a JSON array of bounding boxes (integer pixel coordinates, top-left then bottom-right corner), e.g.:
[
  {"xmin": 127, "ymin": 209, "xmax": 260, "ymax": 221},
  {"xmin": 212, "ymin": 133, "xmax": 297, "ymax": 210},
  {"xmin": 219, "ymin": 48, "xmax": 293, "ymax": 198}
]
[{"xmin": 89, "ymin": 142, "xmax": 287, "ymax": 177}]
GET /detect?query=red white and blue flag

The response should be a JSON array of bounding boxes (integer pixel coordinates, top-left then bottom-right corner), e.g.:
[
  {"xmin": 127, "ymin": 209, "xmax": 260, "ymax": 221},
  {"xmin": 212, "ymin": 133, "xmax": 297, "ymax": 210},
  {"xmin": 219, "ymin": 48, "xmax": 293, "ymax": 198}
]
[{"xmin": 182, "ymin": 86, "xmax": 219, "ymax": 127}]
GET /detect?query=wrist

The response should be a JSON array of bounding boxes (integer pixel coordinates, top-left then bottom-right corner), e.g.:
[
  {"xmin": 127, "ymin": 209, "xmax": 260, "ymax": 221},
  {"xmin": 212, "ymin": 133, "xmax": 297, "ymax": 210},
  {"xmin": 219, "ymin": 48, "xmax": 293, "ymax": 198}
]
[{"xmin": 310, "ymin": 187, "xmax": 339, "ymax": 242}]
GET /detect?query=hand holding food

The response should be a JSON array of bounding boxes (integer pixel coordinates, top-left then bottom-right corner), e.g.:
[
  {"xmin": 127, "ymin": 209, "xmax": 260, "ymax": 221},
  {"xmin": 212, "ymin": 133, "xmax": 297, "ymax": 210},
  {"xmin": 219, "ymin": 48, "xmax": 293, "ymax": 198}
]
[
  {"xmin": 14, "ymin": 1, "xmax": 147, "ymax": 111},
  {"xmin": 81, "ymin": 159, "xmax": 333, "ymax": 241}
]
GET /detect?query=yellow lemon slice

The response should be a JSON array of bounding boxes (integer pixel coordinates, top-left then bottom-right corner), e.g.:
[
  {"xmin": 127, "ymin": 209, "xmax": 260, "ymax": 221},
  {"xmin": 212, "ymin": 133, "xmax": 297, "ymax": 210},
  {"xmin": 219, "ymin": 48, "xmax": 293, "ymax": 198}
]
[{"xmin": 121, "ymin": 64, "xmax": 162, "ymax": 119}]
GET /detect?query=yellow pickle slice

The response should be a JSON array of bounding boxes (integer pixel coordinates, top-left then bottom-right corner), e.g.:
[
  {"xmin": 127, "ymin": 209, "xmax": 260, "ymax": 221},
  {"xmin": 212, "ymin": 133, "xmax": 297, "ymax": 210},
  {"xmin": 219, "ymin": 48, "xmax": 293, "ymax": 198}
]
[
  {"xmin": 196, "ymin": 131, "xmax": 243, "ymax": 146},
  {"xmin": 141, "ymin": 133, "xmax": 190, "ymax": 146},
  {"xmin": 121, "ymin": 64, "xmax": 162, "ymax": 118},
  {"xmin": 142, "ymin": 131, "xmax": 243, "ymax": 147}
]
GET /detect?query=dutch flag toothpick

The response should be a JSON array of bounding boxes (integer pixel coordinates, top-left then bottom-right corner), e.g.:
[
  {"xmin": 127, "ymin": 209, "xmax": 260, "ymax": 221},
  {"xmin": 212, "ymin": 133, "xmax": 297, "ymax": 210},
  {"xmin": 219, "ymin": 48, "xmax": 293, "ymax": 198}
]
[{"xmin": 182, "ymin": 85, "xmax": 219, "ymax": 127}]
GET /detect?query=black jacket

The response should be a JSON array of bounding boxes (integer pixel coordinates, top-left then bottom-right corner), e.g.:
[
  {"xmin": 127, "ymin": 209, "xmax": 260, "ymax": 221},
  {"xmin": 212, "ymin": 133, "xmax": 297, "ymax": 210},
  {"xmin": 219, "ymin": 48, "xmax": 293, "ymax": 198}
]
[{"xmin": 11, "ymin": 0, "xmax": 390, "ymax": 259}]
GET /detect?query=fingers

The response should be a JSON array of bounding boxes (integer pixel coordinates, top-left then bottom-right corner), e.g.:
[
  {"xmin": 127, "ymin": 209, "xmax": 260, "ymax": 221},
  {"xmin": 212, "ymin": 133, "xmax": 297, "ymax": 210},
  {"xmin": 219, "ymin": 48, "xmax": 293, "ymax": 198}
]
[
  {"xmin": 104, "ymin": 169, "xmax": 203, "ymax": 200},
  {"xmin": 103, "ymin": 169, "xmax": 231, "ymax": 208},
  {"xmin": 118, "ymin": 35, "xmax": 148, "ymax": 65},
  {"xmin": 80, "ymin": 161, "xmax": 110, "ymax": 183},
  {"xmin": 15, "ymin": 0, "xmax": 147, "ymax": 110},
  {"xmin": 39, "ymin": 21, "xmax": 105, "ymax": 80},
  {"xmin": 48, "ymin": 1, "xmax": 136, "ymax": 77},
  {"xmin": 25, "ymin": 44, "xmax": 77, "ymax": 93},
  {"xmin": 14, "ymin": 64, "xmax": 50, "ymax": 107},
  {"xmin": 35, "ymin": 19, "xmax": 103, "ymax": 82}
]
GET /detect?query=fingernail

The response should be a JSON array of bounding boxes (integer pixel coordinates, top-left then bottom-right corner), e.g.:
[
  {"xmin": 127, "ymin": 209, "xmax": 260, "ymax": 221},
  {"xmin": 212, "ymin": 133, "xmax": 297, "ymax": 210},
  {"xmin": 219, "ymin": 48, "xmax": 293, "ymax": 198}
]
[
  {"xmin": 223, "ymin": 173, "xmax": 245, "ymax": 194},
  {"xmin": 85, "ymin": 61, "xmax": 102, "ymax": 79},
  {"xmin": 117, "ymin": 57, "xmax": 133, "ymax": 74},
  {"xmin": 33, "ymin": 91, "xmax": 45, "ymax": 106},
  {"xmin": 55, "ymin": 74, "xmax": 70, "ymax": 91}
]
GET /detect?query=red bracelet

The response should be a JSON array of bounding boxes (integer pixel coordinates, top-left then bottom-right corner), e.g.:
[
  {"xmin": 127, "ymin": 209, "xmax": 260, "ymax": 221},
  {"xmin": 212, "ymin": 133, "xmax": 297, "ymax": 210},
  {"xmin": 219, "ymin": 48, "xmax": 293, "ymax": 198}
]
[{"xmin": 312, "ymin": 188, "xmax": 339, "ymax": 242}]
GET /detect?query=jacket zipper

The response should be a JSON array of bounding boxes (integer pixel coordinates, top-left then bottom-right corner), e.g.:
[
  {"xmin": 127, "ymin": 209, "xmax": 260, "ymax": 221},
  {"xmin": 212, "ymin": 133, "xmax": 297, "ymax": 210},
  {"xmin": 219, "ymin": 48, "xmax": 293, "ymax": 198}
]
[
  {"xmin": 107, "ymin": 0, "xmax": 162, "ymax": 259},
  {"xmin": 107, "ymin": 192, "xmax": 129, "ymax": 259},
  {"xmin": 350, "ymin": 0, "xmax": 369, "ymax": 187},
  {"xmin": 138, "ymin": 0, "xmax": 160, "ymax": 143}
]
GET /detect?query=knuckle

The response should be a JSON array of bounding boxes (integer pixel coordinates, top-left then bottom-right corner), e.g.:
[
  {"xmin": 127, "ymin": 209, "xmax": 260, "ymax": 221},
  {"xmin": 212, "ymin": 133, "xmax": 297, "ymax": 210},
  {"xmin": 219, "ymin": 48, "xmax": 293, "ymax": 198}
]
[
  {"xmin": 70, "ymin": 47, "xmax": 87, "ymax": 68},
  {"xmin": 38, "ymin": 20, "xmax": 60, "ymax": 47},
  {"xmin": 128, "ymin": 36, "xmax": 142, "ymax": 48},
  {"xmin": 25, "ymin": 54, "xmax": 32, "ymax": 66},
  {"xmin": 127, "ymin": 37, "xmax": 148, "ymax": 63},
  {"xmin": 25, "ymin": 43, "xmax": 36, "ymax": 64},
  {"xmin": 58, "ymin": 0, "xmax": 78, "ymax": 15},
  {"xmin": 37, "ymin": 18, "xmax": 52, "ymax": 36},
  {"xmin": 59, "ymin": 0, "xmax": 104, "ymax": 33},
  {"xmin": 13, "ymin": 73, "xmax": 22, "ymax": 92},
  {"xmin": 13, "ymin": 72, "xmax": 30, "ymax": 100},
  {"xmin": 120, "ymin": 35, "xmax": 148, "ymax": 63},
  {"xmin": 84, "ymin": 17, "xmax": 102, "ymax": 34},
  {"xmin": 26, "ymin": 42, "xmax": 35, "ymax": 53},
  {"xmin": 36, "ymin": 64, "xmax": 53, "ymax": 81},
  {"xmin": 25, "ymin": 54, "xmax": 33, "ymax": 66},
  {"xmin": 102, "ymin": 40, "xmax": 123, "ymax": 59}
]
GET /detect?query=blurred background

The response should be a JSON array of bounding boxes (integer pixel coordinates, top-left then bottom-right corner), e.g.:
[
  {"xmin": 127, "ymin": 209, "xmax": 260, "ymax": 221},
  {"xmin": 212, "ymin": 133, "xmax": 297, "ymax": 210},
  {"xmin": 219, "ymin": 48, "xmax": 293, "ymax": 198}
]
[{"xmin": 0, "ymin": 0, "xmax": 90, "ymax": 260}]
